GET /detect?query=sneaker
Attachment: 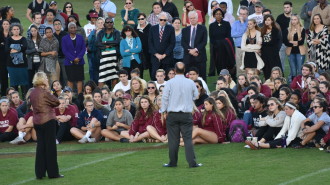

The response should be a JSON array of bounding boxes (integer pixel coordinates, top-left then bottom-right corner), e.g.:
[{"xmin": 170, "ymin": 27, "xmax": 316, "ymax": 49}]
[
  {"xmin": 9, "ymin": 137, "xmax": 26, "ymax": 145},
  {"xmin": 120, "ymin": 138, "xmax": 129, "ymax": 143},
  {"xmin": 56, "ymin": 139, "xmax": 59, "ymax": 145},
  {"xmin": 105, "ymin": 138, "xmax": 110, "ymax": 142},
  {"xmin": 78, "ymin": 137, "xmax": 88, "ymax": 144},
  {"xmin": 88, "ymin": 138, "xmax": 96, "ymax": 143}
]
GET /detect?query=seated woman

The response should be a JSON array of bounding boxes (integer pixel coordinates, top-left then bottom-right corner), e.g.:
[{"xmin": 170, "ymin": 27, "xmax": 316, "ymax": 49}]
[
  {"xmin": 279, "ymin": 87, "xmax": 292, "ymax": 105},
  {"xmin": 10, "ymin": 109, "xmax": 36, "ymax": 144},
  {"xmin": 233, "ymin": 74, "xmax": 249, "ymax": 96},
  {"xmin": 298, "ymin": 99, "xmax": 330, "ymax": 148},
  {"xmin": 304, "ymin": 86, "xmax": 323, "ymax": 117},
  {"xmin": 192, "ymin": 98, "xmax": 226, "ymax": 144},
  {"xmin": 9, "ymin": 91, "xmax": 23, "ymax": 109},
  {"xmin": 302, "ymin": 79, "xmax": 320, "ymax": 104},
  {"xmin": 218, "ymin": 88, "xmax": 239, "ymax": 115},
  {"xmin": 147, "ymin": 95, "xmax": 167, "ymax": 143},
  {"xmin": 92, "ymin": 91, "xmax": 110, "ymax": 128},
  {"xmin": 289, "ymin": 90, "xmax": 307, "ymax": 115},
  {"xmin": 120, "ymin": 95, "xmax": 154, "ymax": 142},
  {"xmin": 77, "ymin": 80, "xmax": 98, "ymax": 111},
  {"xmin": 319, "ymin": 81, "xmax": 330, "ymax": 103},
  {"xmin": 194, "ymin": 80, "xmax": 209, "ymax": 108},
  {"xmin": 114, "ymin": 89, "xmax": 125, "ymax": 98},
  {"xmin": 264, "ymin": 67, "xmax": 282, "ymax": 92},
  {"xmin": 55, "ymin": 96, "xmax": 75, "ymax": 144},
  {"xmin": 125, "ymin": 77, "xmax": 145, "ymax": 100},
  {"xmin": 256, "ymin": 97, "xmax": 286, "ymax": 143},
  {"xmin": 219, "ymin": 69, "xmax": 236, "ymax": 89},
  {"xmin": 51, "ymin": 80, "xmax": 63, "ymax": 97},
  {"xmin": 144, "ymin": 81, "xmax": 159, "ymax": 103},
  {"xmin": 245, "ymin": 102, "xmax": 306, "ymax": 149},
  {"xmin": 272, "ymin": 77, "xmax": 287, "ymax": 98},
  {"xmin": 70, "ymin": 97, "xmax": 103, "ymax": 143},
  {"xmin": 215, "ymin": 96, "xmax": 236, "ymax": 140},
  {"xmin": 101, "ymin": 98, "xmax": 133, "ymax": 142},
  {"xmin": 0, "ymin": 98, "xmax": 18, "ymax": 142}
]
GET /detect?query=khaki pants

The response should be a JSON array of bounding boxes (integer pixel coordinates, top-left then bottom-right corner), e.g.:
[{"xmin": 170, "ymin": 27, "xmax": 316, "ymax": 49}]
[{"xmin": 236, "ymin": 47, "xmax": 244, "ymax": 75}]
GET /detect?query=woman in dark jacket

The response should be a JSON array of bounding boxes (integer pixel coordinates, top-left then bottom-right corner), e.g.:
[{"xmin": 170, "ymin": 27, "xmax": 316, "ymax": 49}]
[
  {"xmin": 158, "ymin": 0, "xmax": 179, "ymax": 18},
  {"xmin": 29, "ymin": 72, "xmax": 62, "ymax": 179},
  {"xmin": 261, "ymin": 14, "xmax": 282, "ymax": 80},
  {"xmin": 209, "ymin": 8, "xmax": 235, "ymax": 77},
  {"xmin": 26, "ymin": 25, "xmax": 42, "ymax": 88},
  {"xmin": 0, "ymin": 19, "xmax": 10, "ymax": 96},
  {"xmin": 95, "ymin": 17, "xmax": 120, "ymax": 88},
  {"xmin": 134, "ymin": 13, "xmax": 151, "ymax": 78}
]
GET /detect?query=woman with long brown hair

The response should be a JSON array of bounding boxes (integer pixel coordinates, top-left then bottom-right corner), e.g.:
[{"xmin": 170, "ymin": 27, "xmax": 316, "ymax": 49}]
[{"xmin": 260, "ymin": 14, "xmax": 282, "ymax": 80}]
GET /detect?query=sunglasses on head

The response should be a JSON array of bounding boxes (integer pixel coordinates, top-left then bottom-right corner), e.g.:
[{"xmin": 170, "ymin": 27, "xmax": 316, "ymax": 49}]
[{"xmin": 159, "ymin": 19, "xmax": 167, "ymax": 22}]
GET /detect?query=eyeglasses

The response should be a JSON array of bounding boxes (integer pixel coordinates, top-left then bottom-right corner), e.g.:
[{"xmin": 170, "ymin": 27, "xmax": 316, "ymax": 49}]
[
  {"xmin": 66, "ymin": 6, "xmax": 72, "ymax": 8},
  {"xmin": 267, "ymin": 103, "xmax": 275, "ymax": 107},
  {"xmin": 159, "ymin": 19, "xmax": 167, "ymax": 22},
  {"xmin": 138, "ymin": 18, "xmax": 145, "ymax": 20},
  {"xmin": 186, "ymin": 5, "xmax": 192, "ymax": 8},
  {"xmin": 147, "ymin": 87, "xmax": 155, "ymax": 89},
  {"xmin": 126, "ymin": 2, "xmax": 132, "ymax": 4},
  {"xmin": 105, "ymin": 21, "xmax": 113, "ymax": 24},
  {"xmin": 313, "ymin": 106, "xmax": 321, "ymax": 109},
  {"xmin": 309, "ymin": 91, "xmax": 317, "ymax": 95}
]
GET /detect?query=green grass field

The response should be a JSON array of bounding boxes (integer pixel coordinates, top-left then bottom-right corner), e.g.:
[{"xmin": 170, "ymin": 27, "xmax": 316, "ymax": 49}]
[{"xmin": 2, "ymin": 1, "xmax": 329, "ymax": 185}]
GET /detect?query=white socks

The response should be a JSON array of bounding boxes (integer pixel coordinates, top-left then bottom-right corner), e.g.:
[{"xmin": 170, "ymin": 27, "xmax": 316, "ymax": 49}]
[
  {"xmin": 18, "ymin": 131, "xmax": 26, "ymax": 139},
  {"xmin": 85, "ymin": 131, "xmax": 92, "ymax": 138}
]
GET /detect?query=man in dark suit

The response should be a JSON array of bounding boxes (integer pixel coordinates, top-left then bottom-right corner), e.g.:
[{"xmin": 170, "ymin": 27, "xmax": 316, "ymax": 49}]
[
  {"xmin": 181, "ymin": 11, "xmax": 208, "ymax": 81},
  {"xmin": 148, "ymin": 12, "xmax": 175, "ymax": 81}
]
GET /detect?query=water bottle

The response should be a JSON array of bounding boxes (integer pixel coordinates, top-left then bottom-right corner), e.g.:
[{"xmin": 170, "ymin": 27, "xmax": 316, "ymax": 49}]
[{"xmin": 281, "ymin": 135, "xmax": 287, "ymax": 148}]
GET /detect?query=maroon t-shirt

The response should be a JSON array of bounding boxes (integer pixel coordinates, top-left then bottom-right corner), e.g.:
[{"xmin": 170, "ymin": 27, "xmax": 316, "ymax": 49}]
[
  {"xmin": 24, "ymin": 111, "xmax": 34, "ymax": 121},
  {"xmin": 55, "ymin": 107, "xmax": 75, "ymax": 127},
  {"xmin": 0, "ymin": 108, "xmax": 18, "ymax": 133}
]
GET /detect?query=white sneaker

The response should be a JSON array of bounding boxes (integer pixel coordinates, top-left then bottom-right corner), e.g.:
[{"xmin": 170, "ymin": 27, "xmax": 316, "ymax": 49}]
[
  {"xmin": 88, "ymin": 138, "xmax": 96, "ymax": 143},
  {"xmin": 56, "ymin": 139, "xmax": 59, "ymax": 145},
  {"xmin": 9, "ymin": 137, "xmax": 26, "ymax": 144},
  {"xmin": 78, "ymin": 137, "xmax": 88, "ymax": 143},
  {"xmin": 105, "ymin": 138, "xmax": 110, "ymax": 142}
]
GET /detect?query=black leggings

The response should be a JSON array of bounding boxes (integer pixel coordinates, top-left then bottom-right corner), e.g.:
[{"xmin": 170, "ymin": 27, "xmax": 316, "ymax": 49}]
[
  {"xmin": 56, "ymin": 122, "xmax": 74, "ymax": 142},
  {"xmin": 0, "ymin": 132, "xmax": 17, "ymax": 142},
  {"xmin": 256, "ymin": 126, "xmax": 282, "ymax": 142}
]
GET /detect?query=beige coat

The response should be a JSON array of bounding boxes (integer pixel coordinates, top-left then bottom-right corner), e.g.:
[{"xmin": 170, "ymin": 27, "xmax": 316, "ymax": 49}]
[{"xmin": 240, "ymin": 30, "xmax": 264, "ymax": 70}]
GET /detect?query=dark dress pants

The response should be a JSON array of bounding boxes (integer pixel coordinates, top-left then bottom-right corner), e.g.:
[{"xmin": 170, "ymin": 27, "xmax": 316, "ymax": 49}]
[
  {"xmin": 166, "ymin": 112, "xmax": 197, "ymax": 167},
  {"xmin": 34, "ymin": 119, "xmax": 59, "ymax": 178},
  {"xmin": 56, "ymin": 122, "xmax": 73, "ymax": 142}
]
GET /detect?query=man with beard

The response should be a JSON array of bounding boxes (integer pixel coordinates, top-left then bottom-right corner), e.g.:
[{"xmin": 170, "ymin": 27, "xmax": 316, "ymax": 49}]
[{"xmin": 291, "ymin": 64, "xmax": 314, "ymax": 91}]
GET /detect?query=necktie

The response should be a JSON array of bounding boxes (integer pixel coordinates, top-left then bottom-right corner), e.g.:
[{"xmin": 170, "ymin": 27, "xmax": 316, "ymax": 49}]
[
  {"xmin": 159, "ymin": 26, "xmax": 164, "ymax": 42},
  {"xmin": 191, "ymin": 26, "xmax": 196, "ymax": 48}
]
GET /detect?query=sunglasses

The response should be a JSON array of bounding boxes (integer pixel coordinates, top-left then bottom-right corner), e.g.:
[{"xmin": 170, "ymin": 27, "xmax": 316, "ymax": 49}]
[
  {"xmin": 186, "ymin": 5, "xmax": 192, "ymax": 8},
  {"xmin": 66, "ymin": 6, "xmax": 72, "ymax": 8},
  {"xmin": 105, "ymin": 21, "xmax": 113, "ymax": 24},
  {"xmin": 126, "ymin": 2, "xmax": 132, "ymax": 4},
  {"xmin": 309, "ymin": 91, "xmax": 317, "ymax": 94},
  {"xmin": 138, "ymin": 18, "xmax": 145, "ymax": 20},
  {"xmin": 267, "ymin": 103, "xmax": 275, "ymax": 107},
  {"xmin": 159, "ymin": 19, "xmax": 167, "ymax": 22},
  {"xmin": 313, "ymin": 106, "xmax": 321, "ymax": 109},
  {"xmin": 147, "ymin": 87, "xmax": 155, "ymax": 89}
]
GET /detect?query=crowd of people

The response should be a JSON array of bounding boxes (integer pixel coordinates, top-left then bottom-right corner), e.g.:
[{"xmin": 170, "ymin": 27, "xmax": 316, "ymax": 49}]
[{"xmin": 0, "ymin": 0, "xmax": 330, "ymax": 153}]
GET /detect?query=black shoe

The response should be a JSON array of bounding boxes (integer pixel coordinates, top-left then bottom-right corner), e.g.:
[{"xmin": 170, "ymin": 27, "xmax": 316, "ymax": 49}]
[
  {"xmin": 162, "ymin": 163, "xmax": 177, "ymax": 167},
  {"xmin": 190, "ymin": 163, "xmax": 203, "ymax": 168},
  {"xmin": 207, "ymin": 73, "xmax": 215, "ymax": 77},
  {"xmin": 120, "ymin": 138, "xmax": 129, "ymax": 143},
  {"xmin": 49, "ymin": 174, "xmax": 64, "ymax": 179},
  {"xmin": 36, "ymin": 177, "xmax": 43, "ymax": 180}
]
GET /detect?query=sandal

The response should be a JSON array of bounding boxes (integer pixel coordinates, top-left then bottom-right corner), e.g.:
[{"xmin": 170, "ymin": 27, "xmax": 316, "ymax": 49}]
[{"xmin": 245, "ymin": 140, "xmax": 259, "ymax": 150}]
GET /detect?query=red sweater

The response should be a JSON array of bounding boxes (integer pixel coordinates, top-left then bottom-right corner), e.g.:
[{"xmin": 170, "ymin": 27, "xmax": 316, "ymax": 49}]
[
  {"xmin": 201, "ymin": 111, "xmax": 225, "ymax": 143},
  {"xmin": 237, "ymin": 84, "xmax": 272, "ymax": 101},
  {"xmin": 152, "ymin": 112, "xmax": 167, "ymax": 136},
  {"xmin": 129, "ymin": 110, "xmax": 153, "ymax": 135}
]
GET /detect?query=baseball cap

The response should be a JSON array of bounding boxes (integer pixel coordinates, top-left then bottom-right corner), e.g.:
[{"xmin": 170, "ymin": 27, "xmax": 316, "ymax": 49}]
[
  {"xmin": 255, "ymin": 2, "xmax": 263, "ymax": 7},
  {"xmin": 89, "ymin": 12, "xmax": 98, "ymax": 18},
  {"xmin": 220, "ymin": 69, "xmax": 230, "ymax": 76},
  {"xmin": 122, "ymin": 93, "xmax": 132, "ymax": 100},
  {"xmin": 49, "ymin": 1, "xmax": 57, "ymax": 6},
  {"xmin": 63, "ymin": 86, "xmax": 72, "ymax": 92}
]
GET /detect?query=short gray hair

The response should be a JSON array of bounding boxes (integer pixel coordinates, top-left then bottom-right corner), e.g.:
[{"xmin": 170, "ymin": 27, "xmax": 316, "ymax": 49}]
[
  {"xmin": 239, "ymin": 5, "xmax": 249, "ymax": 15},
  {"xmin": 188, "ymin": 11, "xmax": 198, "ymax": 19},
  {"xmin": 158, "ymin": 12, "xmax": 168, "ymax": 19},
  {"xmin": 9, "ymin": 23, "xmax": 24, "ymax": 36},
  {"xmin": 68, "ymin": 22, "xmax": 77, "ymax": 28}
]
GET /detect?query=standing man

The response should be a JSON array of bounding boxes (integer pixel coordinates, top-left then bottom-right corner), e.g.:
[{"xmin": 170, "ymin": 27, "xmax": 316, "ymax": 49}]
[
  {"xmin": 182, "ymin": 11, "xmax": 208, "ymax": 81},
  {"xmin": 247, "ymin": 1, "xmax": 264, "ymax": 25},
  {"xmin": 26, "ymin": 0, "xmax": 49, "ymax": 23},
  {"xmin": 161, "ymin": 62, "xmax": 201, "ymax": 168},
  {"xmin": 27, "ymin": 12, "xmax": 47, "ymax": 38},
  {"xmin": 148, "ymin": 12, "xmax": 175, "ymax": 81},
  {"xmin": 53, "ymin": 19, "xmax": 68, "ymax": 87},
  {"xmin": 46, "ymin": 1, "xmax": 68, "ymax": 29},
  {"xmin": 231, "ymin": 6, "xmax": 249, "ymax": 76},
  {"xmin": 276, "ymin": 1, "xmax": 293, "ymax": 78},
  {"xmin": 101, "ymin": 0, "xmax": 117, "ymax": 19}
]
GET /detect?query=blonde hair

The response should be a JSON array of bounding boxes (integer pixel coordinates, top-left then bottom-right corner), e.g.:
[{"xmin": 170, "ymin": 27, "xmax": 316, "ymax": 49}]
[
  {"xmin": 130, "ymin": 77, "xmax": 145, "ymax": 97},
  {"xmin": 32, "ymin": 72, "xmax": 48, "ymax": 87},
  {"xmin": 246, "ymin": 19, "xmax": 260, "ymax": 36},
  {"xmin": 217, "ymin": 90, "xmax": 236, "ymax": 114},
  {"xmin": 287, "ymin": 14, "xmax": 303, "ymax": 42}
]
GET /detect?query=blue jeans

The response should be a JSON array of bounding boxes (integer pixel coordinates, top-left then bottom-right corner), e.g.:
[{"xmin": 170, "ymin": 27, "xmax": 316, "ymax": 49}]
[
  {"xmin": 279, "ymin": 44, "xmax": 287, "ymax": 73},
  {"xmin": 289, "ymin": 54, "xmax": 304, "ymax": 78},
  {"xmin": 243, "ymin": 112, "xmax": 253, "ymax": 126}
]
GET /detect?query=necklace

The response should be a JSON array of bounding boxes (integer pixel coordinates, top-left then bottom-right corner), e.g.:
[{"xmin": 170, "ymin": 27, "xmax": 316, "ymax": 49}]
[{"xmin": 70, "ymin": 35, "xmax": 76, "ymax": 40}]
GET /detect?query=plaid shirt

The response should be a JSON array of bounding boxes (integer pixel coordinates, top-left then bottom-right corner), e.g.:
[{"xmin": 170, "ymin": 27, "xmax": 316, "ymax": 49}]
[
  {"xmin": 146, "ymin": 11, "xmax": 172, "ymax": 26},
  {"xmin": 27, "ymin": 24, "xmax": 46, "ymax": 38}
]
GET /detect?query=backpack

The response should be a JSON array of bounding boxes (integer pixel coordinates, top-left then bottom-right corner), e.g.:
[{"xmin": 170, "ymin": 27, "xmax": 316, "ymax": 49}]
[{"xmin": 229, "ymin": 120, "xmax": 249, "ymax": 143}]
